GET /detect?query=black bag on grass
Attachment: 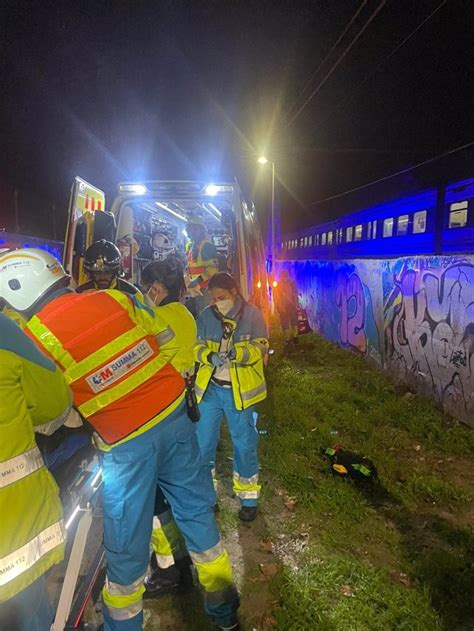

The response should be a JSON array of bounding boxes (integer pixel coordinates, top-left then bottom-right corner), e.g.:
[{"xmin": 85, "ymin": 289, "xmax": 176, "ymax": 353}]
[{"xmin": 321, "ymin": 444, "xmax": 378, "ymax": 481}]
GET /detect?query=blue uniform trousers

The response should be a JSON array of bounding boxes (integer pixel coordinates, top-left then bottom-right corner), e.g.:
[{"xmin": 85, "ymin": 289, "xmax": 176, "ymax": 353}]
[
  {"xmin": 196, "ymin": 382, "xmax": 260, "ymax": 507},
  {"xmin": 0, "ymin": 574, "xmax": 53, "ymax": 631},
  {"xmin": 101, "ymin": 403, "xmax": 235, "ymax": 630}
]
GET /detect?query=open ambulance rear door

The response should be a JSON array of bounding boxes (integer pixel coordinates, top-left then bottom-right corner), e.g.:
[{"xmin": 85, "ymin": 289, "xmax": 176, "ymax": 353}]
[{"xmin": 63, "ymin": 177, "xmax": 106, "ymax": 286}]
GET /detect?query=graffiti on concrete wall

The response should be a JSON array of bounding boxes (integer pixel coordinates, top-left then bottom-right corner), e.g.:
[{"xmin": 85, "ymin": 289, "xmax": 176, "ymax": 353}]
[
  {"xmin": 278, "ymin": 255, "xmax": 474, "ymax": 425},
  {"xmin": 383, "ymin": 258, "xmax": 474, "ymax": 423},
  {"xmin": 279, "ymin": 260, "xmax": 381, "ymax": 362}
]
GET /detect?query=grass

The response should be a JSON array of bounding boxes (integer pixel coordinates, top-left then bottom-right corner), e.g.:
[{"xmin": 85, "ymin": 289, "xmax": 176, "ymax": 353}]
[{"xmin": 258, "ymin": 332, "xmax": 474, "ymax": 630}]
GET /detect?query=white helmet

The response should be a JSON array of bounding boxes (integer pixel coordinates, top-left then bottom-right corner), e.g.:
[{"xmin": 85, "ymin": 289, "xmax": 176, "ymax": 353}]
[{"xmin": 0, "ymin": 248, "xmax": 69, "ymax": 312}]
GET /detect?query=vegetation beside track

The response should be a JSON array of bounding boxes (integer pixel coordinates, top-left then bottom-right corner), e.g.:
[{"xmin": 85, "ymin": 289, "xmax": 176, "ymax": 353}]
[{"xmin": 258, "ymin": 333, "xmax": 474, "ymax": 631}]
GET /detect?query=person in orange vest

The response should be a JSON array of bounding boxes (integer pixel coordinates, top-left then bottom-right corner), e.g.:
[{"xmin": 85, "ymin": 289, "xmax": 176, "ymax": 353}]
[
  {"xmin": 185, "ymin": 214, "xmax": 219, "ymax": 315},
  {"xmin": 0, "ymin": 248, "xmax": 239, "ymax": 631}
]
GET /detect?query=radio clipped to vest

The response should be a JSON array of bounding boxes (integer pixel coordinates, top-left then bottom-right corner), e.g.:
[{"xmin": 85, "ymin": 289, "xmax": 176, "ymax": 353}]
[{"xmin": 184, "ymin": 373, "xmax": 200, "ymax": 423}]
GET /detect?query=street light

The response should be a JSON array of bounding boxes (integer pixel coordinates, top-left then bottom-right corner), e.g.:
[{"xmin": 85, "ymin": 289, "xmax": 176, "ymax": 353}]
[{"xmin": 257, "ymin": 156, "xmax": 275, "ymax": 273}]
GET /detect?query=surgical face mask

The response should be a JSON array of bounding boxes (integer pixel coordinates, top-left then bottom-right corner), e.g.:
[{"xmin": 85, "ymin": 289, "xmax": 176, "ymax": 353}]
[
  {"xmin": 144, "ymin": 289, "xmax": 156, "ymax": 308},
  {"xmin": 214, "ymin": 298, "xmax": 234, "ymax": 316}
]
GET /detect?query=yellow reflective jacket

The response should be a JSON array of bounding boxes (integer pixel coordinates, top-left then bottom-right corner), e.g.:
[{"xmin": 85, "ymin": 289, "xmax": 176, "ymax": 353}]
[
  {"xmin": 155, "ymin": 301, "xmax": 197, "ymax": 375},
  {"xmin": 0, "ymin": 313, "xmax": 72, "ymax": 603},
  {"xmin": 195, "ymin": 301, "xmax": 268, "ymax": 410}
]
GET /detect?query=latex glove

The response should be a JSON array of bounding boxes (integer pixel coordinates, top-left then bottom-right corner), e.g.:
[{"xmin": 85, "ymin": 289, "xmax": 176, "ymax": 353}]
[
  {"xmin": 226, "ymin": 347, "xmax": 236, "ymax": 361},
  {"xmin": 208, "ymin": 352, "xmax": 227, "ymax": 368}
]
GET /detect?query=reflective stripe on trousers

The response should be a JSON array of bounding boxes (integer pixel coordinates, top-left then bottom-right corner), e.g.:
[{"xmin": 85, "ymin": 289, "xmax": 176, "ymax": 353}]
[
  {"xmin": 233, "ymin": 471, "xmax": 261, "ymax": 500},
  {"xmin": 0, "ymin": 521, "xmax": 65, "ymax": 587},
  {"xmin": 102, "ymin": 575, "xmax": 145, "ymax": 621},
  {"xmin": 0, "ymin": 446, "xmax": 44, "ymax": 489},
  {"xmin": 151, "ymin": 508, "xmax": 187, "ymax": 569}
]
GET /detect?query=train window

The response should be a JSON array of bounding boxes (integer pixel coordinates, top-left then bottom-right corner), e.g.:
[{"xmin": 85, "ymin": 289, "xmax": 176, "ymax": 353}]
[
  {"xmin": 299, "ymin": 238, "xmax": 304, "ymax": 247},
  {"xmin": 327, "ymin": 231, "xmax": 333, "ymax": 245},
  {"xmin": 413, "ymin": 211, "xmax": 427, "ymax": 233},
  {"xmin": 309, "ymin": 235, "xmax": 313, "ymax": 246},
  {"xmin": 449, "ymin": 201, "xmax": 468, "ymax": 228},
  {"xmin": 397, "ymin": 214, "xmax": 409, "ymax": 236},
  {"xmin": 367, "ymin": 222, "xmax": 372, "ymax": 239},
  {"xmin": 354, "ymin": 224, "xmax": 362, "ymax": 241},
  {"xmin": 316, "ymin": 234, "xmax": 320, "ymax": 246},
  {"xmin": 346, "ymin": 227, "xmax": 353, "ymax": 242},
  {"xmin": 321, "ymin": 232, "xmax": 327, "ymax": 245},
  {"xmin": 372, "ymin": 220, "xmax": 377, "ymax": 239},
  {"xmin": 383, "ymin": 218, "xmax": 394, "ymax": 237},
  {"xmin": 337, "ymin": 228, "xmax": 343, "ymax": 243}
]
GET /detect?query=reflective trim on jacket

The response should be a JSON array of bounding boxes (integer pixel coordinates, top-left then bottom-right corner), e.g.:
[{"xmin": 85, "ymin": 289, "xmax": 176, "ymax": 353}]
[
  {"xmin": 195, "ymin": 301, "xmax": 268, "ymax": 410},
  {"xmin": 0, "ymin": 313, "xmax": 71, "ymax": 602},
  {"xmin": 186, "ymin": 240, "xmax": 218, "ymax": 289},
  {"xmin": 25, "ymin": 290, "xmax": 185, "ymax": 446}
]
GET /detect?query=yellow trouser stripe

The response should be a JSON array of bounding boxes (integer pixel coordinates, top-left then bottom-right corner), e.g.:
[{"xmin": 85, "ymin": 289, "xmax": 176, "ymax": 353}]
[
  {"xmin": 79, "ymin": 352, "xmax": 176, "ymax": 417},
  {"xmin": 193, "ymin": 550, "xmax": 233, "ymax": 593},
  {"xmin": 27, "ymin": 316, "xmax": 75, "ymax": 369}
]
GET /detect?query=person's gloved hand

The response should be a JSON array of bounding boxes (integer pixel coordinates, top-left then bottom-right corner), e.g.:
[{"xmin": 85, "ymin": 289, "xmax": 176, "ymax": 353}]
[
  {"xmin": 208, "ymin": 352, "xmax": 227, "ymax": 367},
  {"xmin": 226, "ymin": 347, "xmax": 236, "ymax": 361}
]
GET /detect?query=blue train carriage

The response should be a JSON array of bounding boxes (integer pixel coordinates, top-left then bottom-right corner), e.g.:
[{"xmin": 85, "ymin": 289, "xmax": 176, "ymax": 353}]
[
  {"xmin": 442, "ymin": 176, "xmax": 474, "ymax": 254},
  {"xmin": 280, "ymin": 175, "xmax": 474, "ymax": 260}
]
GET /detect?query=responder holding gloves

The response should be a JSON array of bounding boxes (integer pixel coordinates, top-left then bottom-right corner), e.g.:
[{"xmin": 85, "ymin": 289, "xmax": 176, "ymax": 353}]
[{"xmin": 195, "ymin": 272, "xmax": 269, "ymax": 523}]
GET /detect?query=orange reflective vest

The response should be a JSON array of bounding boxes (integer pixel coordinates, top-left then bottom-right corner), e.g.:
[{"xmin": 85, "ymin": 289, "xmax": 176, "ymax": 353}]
[
  {"xmin": 25, "ymin": 291, "xmax": 185, "ymax": 445},
  {"xmin": 186, "ymin": 240, "xmax": 218, "ymax": 289}
]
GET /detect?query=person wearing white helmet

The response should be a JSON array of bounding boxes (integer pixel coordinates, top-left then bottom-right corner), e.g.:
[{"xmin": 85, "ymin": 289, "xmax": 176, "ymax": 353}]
[{"xmin": 0, "ymin": 248, "xmax": 240, "ymax": 631}]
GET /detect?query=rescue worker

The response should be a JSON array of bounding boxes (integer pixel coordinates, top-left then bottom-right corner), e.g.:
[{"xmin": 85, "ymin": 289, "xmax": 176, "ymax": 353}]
[
  {"xmin": 76, "ymin": 239, "xmax": 140, "ymax": 295},
  {"xmin": 274, "ymin": 269, "xmax": 299, "ymax": 344},
  {"xmin": 0, "ymin": 312, "xmax": 72, "ymax": 631},
  {"xmin": 185, "ymin": 214, "xmax": 219, "ymax": 314},
  {"xmin": 195, "ymin": 273, "xmax": 268, "ymax": 522},
  {"xmin": 140, "ymin": 257, "xmax": 201, "ymax": 596},
  {"xmin": 0, "ymin": 249, "xmax": 239, "ymax": 631}
]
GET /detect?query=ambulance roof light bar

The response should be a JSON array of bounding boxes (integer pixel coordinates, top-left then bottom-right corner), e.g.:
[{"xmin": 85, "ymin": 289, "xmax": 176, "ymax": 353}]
[
  {"xmin": 119, "ymin": 183, "xmax": 147, "ymax": 195},
  {"xmin": 204, "ymin": 183, "xmax": 233, "ymax": 196}
]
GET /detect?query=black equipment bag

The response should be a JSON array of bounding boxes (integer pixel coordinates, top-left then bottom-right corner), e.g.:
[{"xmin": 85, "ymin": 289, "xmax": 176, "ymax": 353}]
[{"xmin": 321, "ymin": 444, "xmax": 378, "ymax": 481}]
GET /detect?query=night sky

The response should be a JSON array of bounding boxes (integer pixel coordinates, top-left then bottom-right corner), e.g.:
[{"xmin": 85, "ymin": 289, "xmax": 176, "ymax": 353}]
[{"xmin": 0, "ymin": 0, "xmax": 473, "ymax": 238}]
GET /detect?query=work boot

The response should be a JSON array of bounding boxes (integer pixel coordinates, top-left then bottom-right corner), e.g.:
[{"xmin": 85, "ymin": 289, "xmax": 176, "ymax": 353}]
[
  {"xmin": 215, "ymin": 592, "xmax": 240, "ymax": 630},
  {"xmin": 144, "ymin": 554, "xmax": 193, "ymax": 597},
  {"xmin": 238, "ymin": 506, "xmax": 257, "ymax": 522}
]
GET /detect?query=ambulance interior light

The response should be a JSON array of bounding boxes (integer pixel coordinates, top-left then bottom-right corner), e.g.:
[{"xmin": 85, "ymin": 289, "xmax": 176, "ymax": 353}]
[{"xmin": 155, "ymin": 202, "xmax": 187, "ymax": 222}]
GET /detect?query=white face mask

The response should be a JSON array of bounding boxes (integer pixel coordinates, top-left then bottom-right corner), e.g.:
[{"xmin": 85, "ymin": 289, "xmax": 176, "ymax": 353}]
[
  {"xmin": 214, "ymin": 298, "xmax": 234, "ymax": 316},
  {"xmin": 144, "ymin": 289, "xmax": 156, "ymax": 308}
]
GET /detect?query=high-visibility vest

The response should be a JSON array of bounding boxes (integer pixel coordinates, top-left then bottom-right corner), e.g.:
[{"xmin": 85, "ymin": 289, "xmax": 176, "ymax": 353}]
[
  {"xmin": 186, "ymin": 240, "xmax": 217, "ymax": 289},
  {"xmin": 26, "ymin": 291, "xmax": 185, "ymax": 446},
  {"xmin": 0, "ymin": 314, "xmax": 70, "ymax": 602}
]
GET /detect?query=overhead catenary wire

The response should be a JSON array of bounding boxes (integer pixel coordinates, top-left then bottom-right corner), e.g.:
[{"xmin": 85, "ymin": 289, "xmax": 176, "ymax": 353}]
[
  {"xmin": 285, "ymin": 0, "xmax": 387, "ymax": 129},
  {"xmin": 304, "ymin": 140, "xmax": 474, "ymax": 208},
  {"xmin": 282, "ymin": 0, "xmax": 369, "ymax": 124},
  {"xmin": 312, "ymin": 0, "xmax": 450, "ymax": 134}
]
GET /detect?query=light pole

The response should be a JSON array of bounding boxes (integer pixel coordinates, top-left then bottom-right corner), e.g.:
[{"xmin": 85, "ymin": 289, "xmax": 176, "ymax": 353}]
[
  {"xmin": 257, "ymin": 156, "xmax": 275, "ymax": 271},
  {"xmin": 258, "ymin": 155, "xmax": 276, "ymax": 314}
]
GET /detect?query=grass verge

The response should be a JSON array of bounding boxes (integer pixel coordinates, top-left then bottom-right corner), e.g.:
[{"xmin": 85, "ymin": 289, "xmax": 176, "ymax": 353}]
[{"xmin": 258, "ymin": 333, "xmax": 474, "ymax": 630}]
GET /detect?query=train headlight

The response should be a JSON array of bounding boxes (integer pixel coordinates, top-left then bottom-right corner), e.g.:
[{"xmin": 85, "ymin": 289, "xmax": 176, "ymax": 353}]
[
  {"xmin": 272, "ymin": 280, "xmax": 278, "ymax": 288},
  {"xmin": 257, "ymin": 280, "xmax": 262, "ymax": 289}
]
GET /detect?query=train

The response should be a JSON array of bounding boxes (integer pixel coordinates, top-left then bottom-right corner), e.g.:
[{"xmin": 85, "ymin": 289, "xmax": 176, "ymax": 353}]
[{"xmin": 280, "ymin": 175, "xmax": 474, "ymax": 260}]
